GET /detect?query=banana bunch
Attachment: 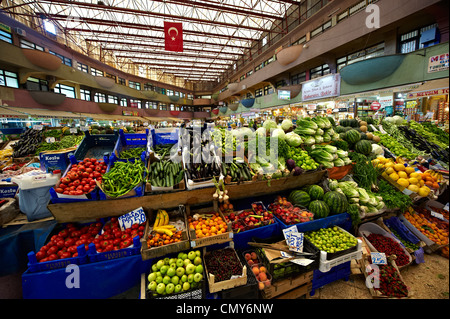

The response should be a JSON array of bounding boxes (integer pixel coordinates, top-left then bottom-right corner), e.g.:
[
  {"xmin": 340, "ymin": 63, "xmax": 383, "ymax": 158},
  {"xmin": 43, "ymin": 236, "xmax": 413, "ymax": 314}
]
[
  {"xmin": 152, "ymin": 209, "xmax": 176, "ymax": 236},
  {"xmin": 425, "ymin": 170, "xmax": 444, "ymax": 182}
]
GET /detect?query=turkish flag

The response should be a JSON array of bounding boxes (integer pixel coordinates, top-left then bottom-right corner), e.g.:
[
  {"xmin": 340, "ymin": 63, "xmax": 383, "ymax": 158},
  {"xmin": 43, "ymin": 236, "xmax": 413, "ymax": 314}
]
[{"xmin": 164, "ymin": 21, "xmax": 183, "ymax": 52}]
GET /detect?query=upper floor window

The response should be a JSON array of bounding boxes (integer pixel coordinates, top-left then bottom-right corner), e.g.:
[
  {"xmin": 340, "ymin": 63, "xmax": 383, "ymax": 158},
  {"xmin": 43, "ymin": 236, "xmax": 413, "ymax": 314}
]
[
  {"xmin": 255, "ymin": 88, "xmax": 263, "ymax": 97},
  {"xmin": 337, "ymin": 42, "xmax": 385, "ymax": 71},
  {"xmin": 0, "ymin": 25, "xmax": 13, "ymax": 44},
  {"xmin": 20, "ymin": 39, "xmax": 44, "ymax": 51},
  {"xmin": 129, "ymin": 99, "xmax": 142, "ymax": 108},
  {"xmin": 49, "ymin": 51, "xmax": 72, "ymax": 67},
  {"xmin": 94, "ymin": 92, "xmax": 106, "ymax": 103},
  {"xmin": 263, "ymin": 85, "xmax": 274, "ymax": 95},
  {"xmin": 77, "ymin": 62, "xmax": 89, "ymax": 73},
  {"xmin": 80, "ymin": 88, "xmax": 91, "ymax": 101},
  {"xmin": 310, "ymin": 64, "xmax": 330, "ymax": 79},
  {"xmin": 291, "ymin": 71, "xmax": 306, "ymax": 85},
  {"xmin": 118, "ymin": 77, "xmax": 126, "ymax": 85},
  {"xmin": 129, "ymin": 81, "xmax": 141, "ymax": 90},
  {"xmin": 91, "ymin": 67, "xmax": 104, "ymax": 77},
  {"xmin": 0, "ymin": 69, "xmax": 19, "ymax": 88},
  {"xmin": 120, "ymin": 98, "xmax": 128, "ymax": 107},
  {"xmin": 107, "ymin": 95, "xmax": 118, "ymax": 104},
  {"xmin": 399, "ymin": 24, "xmax": 439, "ymax": 54},
  {"xmin": 26, "ymin": 77, "xmax": 48, "ymax": 91},
  {"xmin": 54, "ymin": 83, "xmax": 76, "ymax": 99}
]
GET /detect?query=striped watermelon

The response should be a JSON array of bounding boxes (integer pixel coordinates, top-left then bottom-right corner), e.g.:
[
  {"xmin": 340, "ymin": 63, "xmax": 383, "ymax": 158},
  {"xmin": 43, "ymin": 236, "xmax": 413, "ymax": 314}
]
[
  {"xmin": 344, "ymin": 129, "xmax": 361, "ymax": 144},
  {"xmin": 308, "ymin": 200, "xmax": 329, "ymax": 219},
  {"xmin": 323, "ymin": 191, "xmax": 348, "ymax": 215},
  {"xmin": 288, "ymin": 190, "xmax": 311, "ymax": 207},
  {"xmin": 308, "ymin": 185, "xmax": 324, "ymax": 200},
  {"xmin": 355, "ymin": 140, "xmax": 372, "ymax": 156}
]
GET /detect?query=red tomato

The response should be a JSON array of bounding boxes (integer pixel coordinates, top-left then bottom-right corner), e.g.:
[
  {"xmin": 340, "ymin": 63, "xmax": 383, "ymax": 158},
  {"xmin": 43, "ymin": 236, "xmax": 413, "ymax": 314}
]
[
  {"xmin": 83, "ymin": 186, "xmax": 91, "ymax": 193},
  {"xmin": 35, "ymin": 251, "xmax": 46, "ymax": 261},
  {"xmin": 60, "ymin": 184, "xmax": 67, "ymax": 189},
  {"xmin": 47, "ymin": 246, "xmax": 58, "ymax": 256}
]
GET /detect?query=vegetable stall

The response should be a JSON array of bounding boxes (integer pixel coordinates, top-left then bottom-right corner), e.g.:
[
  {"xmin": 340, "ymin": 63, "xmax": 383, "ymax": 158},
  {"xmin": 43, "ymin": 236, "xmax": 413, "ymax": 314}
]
[{"xmin": 0, "ymin": 115, "xmax": 448, "ymax": 300}]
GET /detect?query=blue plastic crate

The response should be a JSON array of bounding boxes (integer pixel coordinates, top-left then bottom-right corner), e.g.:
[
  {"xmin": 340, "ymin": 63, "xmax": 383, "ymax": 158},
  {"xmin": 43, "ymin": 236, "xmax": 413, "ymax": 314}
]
[
  {"xmin": 310, "ymin": 261, "xmax": 351, "ymax": 296},
  {"xmin": 73, "ymin": 131, "xmax": 118, "ymax": 160},
  {"xmin": 26, "ymin": 244, "xmax": 89, "ymax": 273},
  {"xmin": 276, "ymin": 213, "xmax": 352, "ymax": 233},
  {"xmin": 98, "ymin": 156, "xmax": 146, "ymax": 200},
  {"xmin": 87, "ymin": 235, "xmax": 141, "ymax": 263},
  {"xmin": 112, "ymin": 129, "xmax": 149, "ymax": 163},
  {"xmin": 232, "ymin": 220, "xmax": 281, "ymax": 251},
  {"xmin": 48, "ymin": 154, "xmax": 109, "ymax": 204}
]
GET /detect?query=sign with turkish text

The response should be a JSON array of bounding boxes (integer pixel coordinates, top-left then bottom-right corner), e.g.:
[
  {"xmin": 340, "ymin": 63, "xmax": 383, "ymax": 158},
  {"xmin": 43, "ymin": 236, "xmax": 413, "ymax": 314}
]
[
  {"xmin": 302, "ymin": 74, "xmax": 341, "ymax": 102},
  {"xmin": 164, "ymin": 21, "xmax": 183, "ymax": 52},
  {"xmin": 371, "ymin": 101, "xmax": 381, "ymax": 111},
  {"xmin": 118, "ymin": 207, "xmax": 146, "ymax": 231},
  {"xmin": 428, "ymin": 53, "xmax": 449, "ymax": 73}
]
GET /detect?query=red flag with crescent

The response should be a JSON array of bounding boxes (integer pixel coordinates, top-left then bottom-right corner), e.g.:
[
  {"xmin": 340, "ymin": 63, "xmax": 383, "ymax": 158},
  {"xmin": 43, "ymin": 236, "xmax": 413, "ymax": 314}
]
[{"xmin": 164, "ymin": 21, "xmax": 183, "ymax": 52}]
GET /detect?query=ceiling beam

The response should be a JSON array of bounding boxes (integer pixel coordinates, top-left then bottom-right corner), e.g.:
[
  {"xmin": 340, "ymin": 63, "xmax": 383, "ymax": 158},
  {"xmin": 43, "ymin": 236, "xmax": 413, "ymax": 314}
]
[
  {"xmin": 126, "ymin": 62, "xmax": 226, "ymax": 71},
  {"xmin": 37, "ymin": 0, "xmax": 277, "ymax": 33},
  {"xmin": 109, "ymin": 48, "xmax": 239, "ymax": 62},
  {"xmin": 66, "ymin": 28, "xmax": 250, "ymax": 50},
  {"xmin": 84, "ymin": 39, "xmax": 244, "ymax": 57},
  {"xmin": 114, "ymin": 55, "xmax": 232, "ymax": 67}
]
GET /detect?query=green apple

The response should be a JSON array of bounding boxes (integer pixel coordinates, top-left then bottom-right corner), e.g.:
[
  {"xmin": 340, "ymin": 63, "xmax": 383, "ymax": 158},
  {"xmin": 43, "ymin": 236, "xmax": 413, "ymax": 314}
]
[
  {"xmin": 165, "ymin": 283, "xmax": 175, "ymax": 294},
  {"xmin": 171, "ymin": 275, "xmax": 179, "ymax": 285},
  {"xmin": 169, "ymin": 258, "xmax": 177, "ymax": 265},
  {"xmin": 182, "ymin": 282, "xmax": 190, "ymax": 291},
  {"xmin": 155, "ymin": 276, "xmax": 163, "ymax": 284},
  {"xmin": 169, "ymin": 263, "xmax": 177, "ymax": 269},
  {"xmin": 156, "ymin": 260, "xmax": 165, "ymax": 270},
  {"xmin": 181, "ymin": 253, "xmax": 188, "ymax": 260},
  {"xmin": 195, "ymin": 264, "xmax": 203, "ymax": 274},
  {"xmin": 167, "ymin": 267, "xmax": 176, "ymax": 277},
  {"xmin": 188, "ymin": 251, "xmax": 197, "ymax": 261},
  {"xmin": 183, "ymin": 259, "xmax": 191, "ymax": 267},
  {"xmin": 164, "ymin": 257, "xmax": 170, "ymax": 265},
  {"xmin": 191, "ymin": 281, "xmax": 198, "ymax": 289},
  {"xmin": 148, "ymin": 281, "xmax": 157, "ymax": 291},
  {"xmin": 187, "ymin": 273, "xmax": 194, "ymax": 283},
  {"xmin": 156, "ymin": 283, "xmax": 165, "ymax": 294},
  {"xmin": 186, "ymin": 263, "xmax": 196, "ymax": 274},
  {"xmin": 174, "ymin": 284, "xmax": 182, "ymax": 293},
  {"xmin": 176, "ymin": 267, "xmax": 185, "ymax": 277},
  {"xmin": 163, "ymin": 275, "xmax": 171, "ymax": 285},
  {"xmin": 176, "ymin": 259, "xmax": 185, "ymax": 268},
  {"xmin": 151, "ymin": 264, "xmax": 158, "ymax": 272},
  {"xmin": 181, "ymin": 274, "xmax": 188, "ymax": 283},
  {"xmin": 193, "ymin": 256, "xmax": 202, "ymax": 266},
  {"xmin": 177, "ymin": 252, "xmax": 184, "ymax": 259},
  {"xmin": 160, "ymin": 265, "xmax": 168, "ymax": 275},
  {"xmin": 194, "ymin": 273, "xmax": 203, "ymax": 282},
  {"xmin": 148, "ymin": 272, "xmax": 157, "ymax": 282},
  {"xmin": 195, "ymin": 250, "xmax": 201, "ymax": 257}
]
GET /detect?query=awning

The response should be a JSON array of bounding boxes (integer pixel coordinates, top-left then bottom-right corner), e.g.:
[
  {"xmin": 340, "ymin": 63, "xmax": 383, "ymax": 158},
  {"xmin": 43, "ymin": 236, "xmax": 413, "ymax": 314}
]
[
  {"xmin": 0, "ymin": 106, "xmax": 29, "ymax": 119},
  {"xmin": 3, "ymin": 106, "xmax": 87, "ymax": 119},
  {"xmin": 337, "ymin": 82, "xmax": 424, "ymax": 100},
  {"xmin": 144, "ymin": 116, "xmax": 183, "ymax": 122},
  {"xmin": 405, "ymin": 78, "xmax": 449, "ymax": 99}
]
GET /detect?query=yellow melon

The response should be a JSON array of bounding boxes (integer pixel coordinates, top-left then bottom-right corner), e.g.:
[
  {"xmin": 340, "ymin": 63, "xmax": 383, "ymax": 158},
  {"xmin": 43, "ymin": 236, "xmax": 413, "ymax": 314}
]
[
  {"xmin": 408, "ymin": 177, "xmax": 419, "ymax": 185},
  {"xmin": 408, "ymin": 184, "xmax": 420, "ymax": 193},
  {"xmin": 398, "ymin": 171, "xmax": 408, "ymax": 179},
  {"xmin": 389, "ymin": 172, "xmax": 400, "ymax": 181},
  {"xmin": 405, "ymin": 167, "xmax": 415, "ymax": 175},
  {"xmin": 410, "ymin": 172, "xmax": 422, "ymax": 180},
  {"xmin": 385, "ymin": 167, "xmax": 395, "ymax": 175},
  {"xmin": 418, "ymin": 186, "xmax": 430, "ymax": 197},
  {"xmin": 397, "ymin": 178, "xmax": 410, "ymax": 188},
  {"xmin": 394, "ymin": 164, "xmax": 406, "ymax": 171}
]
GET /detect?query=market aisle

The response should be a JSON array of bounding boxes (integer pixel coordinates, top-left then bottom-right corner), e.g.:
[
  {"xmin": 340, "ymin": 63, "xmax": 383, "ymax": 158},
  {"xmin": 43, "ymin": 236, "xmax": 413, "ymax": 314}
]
[{"xmin": 311, "ymin": 254, "xmax": 449, "ymax": 299}]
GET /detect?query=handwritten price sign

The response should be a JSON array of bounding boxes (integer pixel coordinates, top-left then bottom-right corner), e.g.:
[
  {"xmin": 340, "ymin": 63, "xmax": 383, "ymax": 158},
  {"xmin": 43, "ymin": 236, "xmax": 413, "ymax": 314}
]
[
  {"xmin": 371, "ymin": 252, "xmax": 387, "ymax": 265},
  {"xmin": 118, "ymin": 207, "xmax": 146, "ymax": 231}
]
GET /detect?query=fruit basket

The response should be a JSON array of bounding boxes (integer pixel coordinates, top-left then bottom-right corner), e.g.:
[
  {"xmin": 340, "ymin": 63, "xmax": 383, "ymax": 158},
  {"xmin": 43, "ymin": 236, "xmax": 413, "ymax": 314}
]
[
  {"xmin": 143, "ymin": 249, "xmax": 206, "ymax": 299},
  {"xmin": 224, "ymin": 207, "xmax": 276, "ymax": 233},
  {"xmin": 268, "ymin": 197, "xmax": 314, "ymax": 226}
]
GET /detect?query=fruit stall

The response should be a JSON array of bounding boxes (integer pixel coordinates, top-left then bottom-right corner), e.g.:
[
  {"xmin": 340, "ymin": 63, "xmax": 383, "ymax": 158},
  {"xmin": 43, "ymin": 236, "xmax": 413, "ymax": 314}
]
[{"xmin": 0, "ymin": 116, "xmax": 449, "ymax": 300}]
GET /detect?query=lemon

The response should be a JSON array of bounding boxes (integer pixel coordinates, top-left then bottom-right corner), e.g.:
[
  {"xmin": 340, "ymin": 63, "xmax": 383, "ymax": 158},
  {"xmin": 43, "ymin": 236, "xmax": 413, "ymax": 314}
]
[
  {"xmin": 389, "ymin": 172, "xmax": 399, "ymax": 181},
  {"xmin": 394, "ymin": 163, "xmax": 406, "ymax": 171},
  {"xmin": 397, "ymin": 178, "xmax": 410, "ymax": 188},
  {"xmin": 418, "ymin": 186, "xmax": 430, "ymax": 197},
  {"xmin": 398, "ymin": 171, "xmax": 408, "ymax": 179},
  {"xmin": 385, "ymin": 167, "xmax": 395, "ymax": 175},
  {"xmin": 408, "ymin": 184, "xmax": 420, "ymax": 193}
]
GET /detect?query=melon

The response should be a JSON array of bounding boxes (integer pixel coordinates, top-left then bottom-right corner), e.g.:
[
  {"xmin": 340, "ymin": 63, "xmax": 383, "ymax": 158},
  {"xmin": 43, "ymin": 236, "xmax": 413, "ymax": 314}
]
[
  {"xmin": 360, "ymin": 125, "xmax": 368, "ymax": 132},
  {"xmin": 344, "ymin": 129, "xmax": 361, "ymax": 144},
  {"xmin": 323, "ymin": 191, "xmax": 348, "ymax": 215},
  {"xmin": 355, "ymin": 140, "xmax": 372, "ymax": 156},
  {"xmin": 288, "ymin": 190, "xmax": 311, "ymax": 207},
  {"xmin": 308, "ymin": 200, "xmax": 329, "ymax": 219},
  {"xmin": 308, "ymin": 185, "xmax": 325, "ymax": 200}
]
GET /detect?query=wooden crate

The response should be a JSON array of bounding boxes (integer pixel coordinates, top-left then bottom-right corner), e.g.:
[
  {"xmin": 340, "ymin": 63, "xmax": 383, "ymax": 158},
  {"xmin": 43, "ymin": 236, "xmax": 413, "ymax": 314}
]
[
  {"xmin": 203, "ymin": 246, "xmax": 248, "ymax": 293},
  {"xmin": 261, "ymin": 270, "xmax": 313, "ymax": 299},
  {"xmin": 274, "ymin": 282, "xmax": 312, "ymax": 299},
  {"xmin": 140, "ymin": 206, "xmax": 190, "ymax": 260},
  {"xmin": 186, "ymin": 204, "xmax": 233, "ymax": 249}
]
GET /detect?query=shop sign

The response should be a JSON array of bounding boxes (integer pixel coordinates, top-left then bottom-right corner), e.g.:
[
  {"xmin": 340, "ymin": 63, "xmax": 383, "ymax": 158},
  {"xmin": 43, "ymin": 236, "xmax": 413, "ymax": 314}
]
[
  {"xmin": 306, "ymin": 104, "xmax": 317, "ymax": 110},
  {"xmin": 302, "ymin": 74, "xmax": 341, "ymax": 102},
  {"xmin": 378, "ymin": 96, "xmax": 393, "ymax": 107},
  {"xmin": 371, "ymin": 101, "xmax": 381, "ymax": 111},
  {"xmin": 0, "ymin": 23, "xmax": 11, "ymax": 33},
  {"xmin": 278, "ymin": 90, "xmax": 291, "ymax": 100},
  {"xmin": 123, "ymin": 110, "xmax": 138, "ymax": 116},
  {"xmin": 407, "ymin": 88, "xmax": 450, "ymax": 99},
  {"xmin": 428, "ymin": 53, "xmax": 449, "ymax": 73},
  {"xmin": 338, "ymin": 108, "xmax": 348, "ymax": 112}
]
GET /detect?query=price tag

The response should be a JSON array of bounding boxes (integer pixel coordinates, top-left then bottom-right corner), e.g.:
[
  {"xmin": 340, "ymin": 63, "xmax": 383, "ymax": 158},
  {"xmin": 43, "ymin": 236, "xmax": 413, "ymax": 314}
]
[
  {"xmin": 45, "ymin": 137, "xmax": 56, "ymax": 143},
  {"xmin": 431, "ymin": 210, "xmax": 445, "ymax": 220},
  {"xmin": 444, "ymin": 203, "xmax": 449, "ymax": 212},
  {"xmin": 291, "ymin": 258, "xmax": 315, "ymax": 266},
  {"xmin": 33, "ymin": 125, "xmax": 43, "ymax": 131},
  {"xmin": 143, "ymin": 122, "xmax": 149, "ymax": 127},
  {"xmin": 118, "ymin": 207, "xmax": 146, "ymax": 231},
  {"xmin": 80, "ymin": 126, "xmax": 89, "ymax": 132},
  {"xmin": 69, "ymin": 128, "xmax": 78, "ymax": 134},
  {"xmin": 287, "ymin": 232, "xmax": 304, "ymax": 253},
  {"xmin": 371, "ymin": 252, "xmax": 387, "ymax": 265},
  {"xmin": 282, "ymin": 225, "xmax": 298, "ymax": 241}
]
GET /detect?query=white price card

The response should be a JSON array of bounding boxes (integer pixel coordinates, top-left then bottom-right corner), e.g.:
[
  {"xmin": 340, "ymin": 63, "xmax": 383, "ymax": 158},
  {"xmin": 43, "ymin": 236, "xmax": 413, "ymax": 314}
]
[
  {"xmin": 118, "ymin": 207, "xmax": 146, "ymax": 231},
  {"xmin": 282, "ymin": 225, "xmax": 298, "ymax": 241},
  {"xmin": 287, "ymin": 232, "xmax": 304, "ymax": 253},
  {"xmin": 431, "ymin": 211, "xmax": 445, "ymax": 221},
  {"xmin": 371, "ymin": 252, "xmax": 387, "ymax": 265},
  {"xmin": 291, "ymin": 258, "xmax": 315, "ymax": 266},
  {"xmin": 45, "ymin": 137, "xmax": 56, "ymax": 143},
  {"xmin": 33, "ymin": 125, "xmax": 43, "ymax": 131},
  {"xmin": 70, "ymin": 128, "xmax": 78, "ymax": 134},
  {"xmin": 80, "ymin": 126, "xmax": 89, "ymax": 132}
]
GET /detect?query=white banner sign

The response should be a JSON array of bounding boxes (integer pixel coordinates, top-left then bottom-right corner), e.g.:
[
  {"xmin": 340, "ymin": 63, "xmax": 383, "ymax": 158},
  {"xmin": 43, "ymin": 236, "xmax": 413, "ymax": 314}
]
[{"xmin": 302, "ymin": 74, "xmax": 341, "ymax": 102}]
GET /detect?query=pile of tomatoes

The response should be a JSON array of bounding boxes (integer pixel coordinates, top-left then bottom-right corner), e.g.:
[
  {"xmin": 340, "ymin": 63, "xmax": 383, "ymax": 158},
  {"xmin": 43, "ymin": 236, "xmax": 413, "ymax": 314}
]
[{"xmin": 54, "ymin": 158, "xmax": 107, "ymax": 196}]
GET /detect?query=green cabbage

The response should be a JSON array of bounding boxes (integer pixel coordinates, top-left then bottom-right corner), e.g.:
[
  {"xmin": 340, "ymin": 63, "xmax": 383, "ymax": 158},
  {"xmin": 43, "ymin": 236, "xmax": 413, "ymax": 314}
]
[
  {"xmin": 314, "ymin": 135, "xmax": 324, "ymax": 144},
  {"xmin": 281, "ymin": 119, "xmax": 293, "ymax": 132},
  {"xmin": 263, "ymin": 119, "xmax": 277, "ymax": 131},
  {"xmin": 296, "ymin": 119, "xmax": 318, "ymax": 130},
  {"xmin": 334, "ymin": 158, "xmax": 345, "ymax": 167},
  {"xmin": 294, "ymin": 127, "xmax": 316, "ymax": 136},
  {"xmin": 336, "ymin": 150, "xmax": 348, "ymax": 158},
  {"xmin": 285, "ymin": 132, "xmax": 303, "ymax": 147},
  {"xmin": 272, "ymin": 128, "xmax": 286, "ymax": 140},
  {"xmin": 310, "ymin": 149, "xmax": 334, "ymax": 162},
  {"xmin": 338, "ymin": 181, "xmax": 359, "ymax": 197},
  {"xmin": 303, "ymin": 136, "xmax": 316, "ymax": 145}
]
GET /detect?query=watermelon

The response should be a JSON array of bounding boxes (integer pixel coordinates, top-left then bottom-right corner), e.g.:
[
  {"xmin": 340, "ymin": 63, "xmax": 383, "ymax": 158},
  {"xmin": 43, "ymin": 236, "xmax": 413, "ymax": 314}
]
[
  {"xmin": 323, "ymin": 191, "xmax": 348, "ymax": 215},
  {"xmin": 354, "ymin": 140, "xmax": 372, "ymax": 156},
  {"xmin": 334, "ymin": 126, "xmax": 346, "ymax": 134},
  {"xmin": 308, "ymin": 200, "xmax": 329, "ymax": 219},
  {"xmin": 360, "ymin": 133, "xmax": 368, "ymax": 140},
  {"xmin": 344, "ymin": 129, "xmax": 361, "ymax": 144},
  {"xmin": 288, "ymin": 190, "xmax": 311, "ymax": 207},
  {"xmin": 308, "ymin": 185, "xmax": 324, "ymax": 200}
]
